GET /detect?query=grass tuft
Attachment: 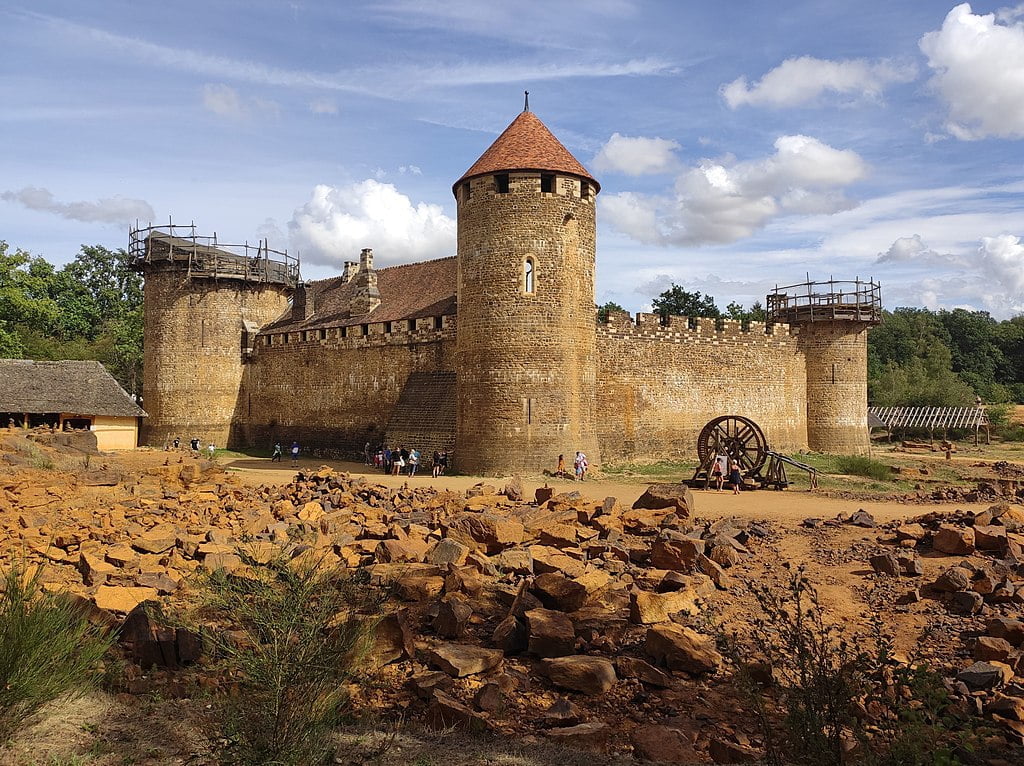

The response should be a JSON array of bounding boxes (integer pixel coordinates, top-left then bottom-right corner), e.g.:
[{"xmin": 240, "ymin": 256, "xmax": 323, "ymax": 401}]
[
  {"xmin": 0, "ymin": 562, "xmax": 113, "ymax": 743},
  {"xmin": 194, "ymin": 554, "xmax": 385, "ymax": 766}
]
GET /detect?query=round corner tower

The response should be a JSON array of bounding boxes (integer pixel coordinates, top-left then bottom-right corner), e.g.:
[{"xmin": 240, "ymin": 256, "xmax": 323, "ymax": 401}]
[
  {"xmin": 768, "ymin": 278, "xmax": 881, "ymax": 455},
  {"xmin": 133, "ymin": 223, "xmax": 296, "ymax": 448},
  {"xmin": 453, "ymin": 106, "xmax": 601, "ymax": 475}
]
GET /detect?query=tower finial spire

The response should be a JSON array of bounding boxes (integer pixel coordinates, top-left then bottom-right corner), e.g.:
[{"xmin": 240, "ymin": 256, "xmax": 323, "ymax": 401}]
[{"xmin": 524, "ymin": 90, "xmax": 529, "ymax": 112}]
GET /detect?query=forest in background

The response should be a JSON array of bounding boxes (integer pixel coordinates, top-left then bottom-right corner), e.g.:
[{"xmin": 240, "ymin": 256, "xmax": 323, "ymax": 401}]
[
  {"xmin": 2, "ymin": 243, "xmax": 1022, "ymax": 409},
  {"xmin": 0, "ymin": 241, "xmax": 142, "ymax": 396}
]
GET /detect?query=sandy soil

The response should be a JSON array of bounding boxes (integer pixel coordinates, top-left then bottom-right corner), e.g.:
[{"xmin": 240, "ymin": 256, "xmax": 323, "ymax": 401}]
[{"xmin": 222, "ymin": 454, "xmax": 992, "ymax": 524}]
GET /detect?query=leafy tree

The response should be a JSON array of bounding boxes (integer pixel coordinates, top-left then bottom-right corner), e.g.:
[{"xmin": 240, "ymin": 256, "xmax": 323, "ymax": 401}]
[
  {"xmin": 652, "ymin": 284, "xmax": 722, "ymax": 319},
  {"xmin": 0, "ymin": 241, "xmax": 143, "ymax": 395},
  {"xmin": 0, "ymin": 241, "xmax": 60, "ymax": 350},
  {"xmin": 726, "ymin": 300, "xmax": 767, "ymax": 322},
  {"xmin": 870, "ymin": 342, "xmax": 975, "ymax": 407},
  {"xmin": 597, "ymin": 301, "xmax": 626, "ymax": 322}
]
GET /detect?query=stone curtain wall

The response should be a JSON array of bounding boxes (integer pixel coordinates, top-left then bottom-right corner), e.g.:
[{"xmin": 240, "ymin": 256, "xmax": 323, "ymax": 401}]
[
  {"xmin": 455, "ymin": 172, "xmax": 601, "ymax": 475},
  {"xmin": 797, "ymin": 321, "xmax": 870, "ymax": 454},
  {"xmin": 233, "ymin": 320, "xmax": 455, "ymax": 457},
  {"xmin": 595, "ymin": 312, "xmax": 809, "ymax": 462},
  {"xmin": 384, "ymin": 371, "xmax": 458, "ymax": 461},
  {"xmin": 140, "ymin": 268, "xmax": 291, "ymax": 448}
]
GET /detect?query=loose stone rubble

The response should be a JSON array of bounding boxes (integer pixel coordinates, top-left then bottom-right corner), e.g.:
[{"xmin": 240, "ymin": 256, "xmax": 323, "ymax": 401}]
[{"xmin": 4, "ymin": 430, "xmax": 1024, "ymax": 761}]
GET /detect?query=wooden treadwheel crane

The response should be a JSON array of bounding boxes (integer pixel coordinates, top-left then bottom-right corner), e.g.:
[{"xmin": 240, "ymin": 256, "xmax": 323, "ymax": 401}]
[{"xmin": 688, "ymin": 415, "xmax": 819, "ymax": 490}]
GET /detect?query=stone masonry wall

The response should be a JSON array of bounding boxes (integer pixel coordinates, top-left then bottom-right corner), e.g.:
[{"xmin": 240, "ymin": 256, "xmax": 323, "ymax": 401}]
[
  {"xmin": 798, "ymin": 321, "xmax": 870, "ymax": 454},
  {"xmin": 596, "ymin": 312, "xmax": 809, "ymax": 463},
  {"xmin": 455, "ymin": 172, "xmax": 600, "ymax": 475},
  {"xmin": 233, "ymin": 318, "xmax": 455, "ymax": 457},
  {"xmin": 141, "ymin": 268, "xmax": 291, "ymax": 448}
]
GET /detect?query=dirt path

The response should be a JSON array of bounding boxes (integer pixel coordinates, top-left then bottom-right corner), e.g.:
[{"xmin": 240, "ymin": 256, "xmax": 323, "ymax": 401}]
[{"xmin": 221, "ymin": 455, "xmax": 990, "ymax": 525}]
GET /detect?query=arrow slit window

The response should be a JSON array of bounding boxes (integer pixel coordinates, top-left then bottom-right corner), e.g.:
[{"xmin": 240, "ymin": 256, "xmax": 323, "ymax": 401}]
[{"xmin": 524, "ymin": 257, "xmax": 535, "ymax": 294}]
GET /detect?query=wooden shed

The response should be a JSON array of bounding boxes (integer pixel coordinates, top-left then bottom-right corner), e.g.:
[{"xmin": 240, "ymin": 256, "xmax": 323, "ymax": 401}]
[{"xmin": 0, "ymin": 360, "xmax": 147, "ymax": 450}]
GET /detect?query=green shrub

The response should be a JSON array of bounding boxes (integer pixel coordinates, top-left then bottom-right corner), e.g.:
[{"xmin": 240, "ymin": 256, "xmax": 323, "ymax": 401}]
[
  {"xmin": 196, "ymin": 555, "xmax": 384, "ymax": 766},
  {"xmin": 0, "ymin": 562, "xmax": 113, "ymax": 742},
  {"xmin": 832, "ymin": 455, "xmax": 892, "ymax": 482}
]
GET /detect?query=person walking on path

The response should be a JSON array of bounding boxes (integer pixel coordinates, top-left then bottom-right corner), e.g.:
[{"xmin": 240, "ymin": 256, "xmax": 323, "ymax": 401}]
[
  {"xmin": 574, "ymin": 451, "xmax": 588, "ymax": 481},
  {"xmin": 556, "ymin": 454, "xmax": 566, "ymax": 479},
  {"xmin": 207, "ymin": 442, "xmax": 216, "ymax": 460},
  {"xmin": 729, "ymin": 459, "xmax": 743, "ymax": 495},
  {"xmin": 432, "ymin": 451, "xmax": 441, "ymax": 478},
  {"xmin": 408, "ymin": 448, "xmax": 420, "ymax": 476},
  {"xmin": 271, "ymin": 442, "xmax": 282, "ymax": 462},
  {"xmin": 364, "ymin": 441, "xmax": 372, "ymax": 465},
  {"xmin": 290, "ymin": 441, "xmax": 300, "ymax": 465}
]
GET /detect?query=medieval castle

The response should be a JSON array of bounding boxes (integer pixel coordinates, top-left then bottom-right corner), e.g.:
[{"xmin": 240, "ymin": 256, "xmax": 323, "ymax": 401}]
[{"xmin": 134, "ymin": 107, "xmax": 879, "ymax": 474}]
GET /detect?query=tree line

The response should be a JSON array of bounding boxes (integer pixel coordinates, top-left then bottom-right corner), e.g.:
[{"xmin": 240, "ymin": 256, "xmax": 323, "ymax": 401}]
[
  {"xmin": 602, "ymin": 283, "xmax": 1024, "ymax": 406},
  {"xmin": 0, "ymin": 241, "xmax": 143, "ymax": 396}
]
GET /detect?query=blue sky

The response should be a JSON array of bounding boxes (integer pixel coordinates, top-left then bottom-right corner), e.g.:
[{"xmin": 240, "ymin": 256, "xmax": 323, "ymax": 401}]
[{"xmin": 3, "ymin": 1, "xmax": 1024, "ymax": 317}]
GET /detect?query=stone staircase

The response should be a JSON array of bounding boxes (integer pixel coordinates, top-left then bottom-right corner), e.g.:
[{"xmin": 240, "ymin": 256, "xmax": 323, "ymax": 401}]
[{"xmin": 384, "ymin": 371, "xmax": 457, "ymax": 463}]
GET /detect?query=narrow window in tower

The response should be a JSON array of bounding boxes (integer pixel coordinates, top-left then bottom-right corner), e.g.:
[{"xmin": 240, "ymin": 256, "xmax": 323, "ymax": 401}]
[
  {"xmin": 407, "ymin": 319, "xmax": 416, "ymax": 332},
  {"xmin": 524, "ymin": 258, "xmax": 535, "ymax": 294},
  {"xmin": 540, "ymin": 173, "xmax": 554, "ymax": 194},
  {"xmin": 581, "ymin": 181, "xmax": 590, "ymax": 199},
  {"xmin": 434, "ymin": 316, "xmax": 443, "ymax": 330},
  {"xmin": 495, "ymin": 173, "xmax": 509, "ymax": 194},
  {"xmin": 462, "ymin": 181, "xmax": 471, "ymax": 201}
]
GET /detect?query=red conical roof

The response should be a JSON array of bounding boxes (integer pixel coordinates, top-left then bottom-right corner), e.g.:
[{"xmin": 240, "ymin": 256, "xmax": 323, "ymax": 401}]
[{"xmin": 453, "ymin": 110, "xmax": 599, "ymax": 194}]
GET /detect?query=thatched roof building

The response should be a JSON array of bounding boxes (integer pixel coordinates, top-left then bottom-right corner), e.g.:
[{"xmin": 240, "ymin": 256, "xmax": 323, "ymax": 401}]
[{"xmin": 0, "ymin": 360, "xmax": 146, "ymax": 450}]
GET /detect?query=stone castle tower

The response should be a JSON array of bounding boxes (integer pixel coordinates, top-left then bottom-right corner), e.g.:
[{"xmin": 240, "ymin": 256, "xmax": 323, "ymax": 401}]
[
  {"xmin": 767, "ymin": 281, "xmax": 878, "ymax": 454},
  {"xmin": 133, "ymin": 226, "xmax": 296, "ymax": 447},
  {"xmin": 453, "ymin": 106, "xmax": 602, "ymax": 474}
]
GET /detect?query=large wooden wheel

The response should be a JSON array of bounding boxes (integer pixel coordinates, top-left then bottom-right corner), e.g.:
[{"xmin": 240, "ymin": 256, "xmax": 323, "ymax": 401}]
[{"xmin": 696, "ymin": 415, "xmax": 769, "ymax": 475}]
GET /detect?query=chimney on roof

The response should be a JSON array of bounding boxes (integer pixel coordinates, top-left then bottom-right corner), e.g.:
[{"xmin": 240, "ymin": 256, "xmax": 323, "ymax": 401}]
[
  {"xmin": 351, "ymin": 248, "xmax": 381, "ymax": 315},
  {"xmin": 291, "ymin": 282, "xmax": 315, "ymax": 321},
  {"xmin": 341, "ymin": 260, "xmax": 360, "ymax": 283}
]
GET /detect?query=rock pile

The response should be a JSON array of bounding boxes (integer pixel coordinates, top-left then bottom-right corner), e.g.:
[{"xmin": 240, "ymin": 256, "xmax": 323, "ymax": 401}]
[
  {"xmin": 869, "ymin": 504, "xmax": 1024, "ymax": 743},
  {"xmin": 1, "ymin": 439, "xmax": 768, "ymax": 761}
]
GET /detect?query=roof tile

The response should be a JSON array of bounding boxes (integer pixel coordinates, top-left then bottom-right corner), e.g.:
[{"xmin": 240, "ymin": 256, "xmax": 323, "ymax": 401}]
[{"xmin": 454, "ymin": 110, "xmax": 599, "ymax": 193}]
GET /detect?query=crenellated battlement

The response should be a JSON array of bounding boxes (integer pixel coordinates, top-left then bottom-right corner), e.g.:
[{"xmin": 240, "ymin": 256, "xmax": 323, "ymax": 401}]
[
  {"xmin": 599, "ymin": 310, "xmax": 796, "ymax": 347},
  {"xmin": 257, "ymin": 314, "xmax": 456, "ymax": 353}
]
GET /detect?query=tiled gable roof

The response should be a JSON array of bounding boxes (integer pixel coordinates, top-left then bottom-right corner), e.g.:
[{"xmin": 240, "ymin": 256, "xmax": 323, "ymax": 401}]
[
  {"xmin": 454, "ymin": 110, "xmax": 599, "ymax": 193},
  {"xmin": 0, "ymin": 360, "xmax": 147, "ymax": 417},
  {"xmin": 262, "ymin": 256, "xmax": 457, "ymax": 333}
]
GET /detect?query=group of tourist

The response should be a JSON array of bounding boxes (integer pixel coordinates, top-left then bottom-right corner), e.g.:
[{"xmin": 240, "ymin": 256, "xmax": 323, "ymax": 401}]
[
  {"xmin": 270, "ymin": 441, "xmax": 301, "ymax": 465},
  {"xmin": 166, "ymin": 436, "xmax": 217, "ymax": 459},
  {"xmin": 555, "ymin": 451, "xmax": 590, "ymax": 481},
  {"xmin": 364, "ymin": 442, "xmax": 450, "ymax": 478},
  {"xmin": 705, "ymin": 453, "xmax": 744, "ymax": 494}
]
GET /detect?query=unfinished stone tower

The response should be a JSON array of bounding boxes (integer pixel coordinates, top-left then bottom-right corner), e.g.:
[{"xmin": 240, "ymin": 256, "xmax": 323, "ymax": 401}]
[
  {"xmin": 132, "ymin": 223, "xmax": 297, "ymax": 447},
  {"xmin": 453, "ymin": 106, "xmax": 602, "ymax": 474},
  {"xmin": 767, "ymin": 279, "xmax": 880, "ymax": 454}
]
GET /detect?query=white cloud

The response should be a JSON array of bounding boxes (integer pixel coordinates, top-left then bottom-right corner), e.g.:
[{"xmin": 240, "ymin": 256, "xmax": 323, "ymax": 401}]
[
  {"xmin": 978, "ymin": 234, "xmax": 1024, "ymax": 303},
  {"xmin": 592, "ymin": 133, "xmax": 680, "ymax": 175},
  {"xmin": 201, "ymin": 84, "xmax": 279, "ymax": 119},
  {"xmin": 399, "ymin": 165, "xmax": 422, "ymax": 175},
  {"xmin": 309, "ymin": 98, "xmax": 338, "ymax": 115},
  {"xmin": 722, "ymin": 56, "xmax": 916, "ymax": 108},
  {"xmin": 875, "ymin": 233, "xmax": 966, "ymax": 266},
  {"xmin": 288, "ymin": 180, "xmax": 455, "ymax": 266},
  {"xmin": 601, "ymin": 135, "xmax": 867, "ymax": 246},
  {"xmin": 920, "ymin": 3, "xmax": 1024, "ymax": 139},
  {"xmin": 39, "ymin": 13, "xmax": 674, "ymax": 100},
  {"xmin": 0, "ymin": 186, "xmax": 154, "ymax": 224}
]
